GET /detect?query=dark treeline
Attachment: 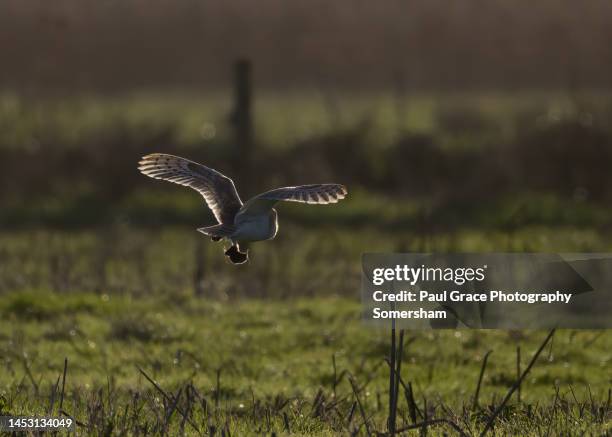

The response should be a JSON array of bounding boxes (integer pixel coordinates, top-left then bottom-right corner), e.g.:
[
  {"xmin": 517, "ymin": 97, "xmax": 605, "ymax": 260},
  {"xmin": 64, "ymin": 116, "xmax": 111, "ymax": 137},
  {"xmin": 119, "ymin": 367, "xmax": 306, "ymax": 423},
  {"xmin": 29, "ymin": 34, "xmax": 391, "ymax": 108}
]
[{"xmin": 2, "ymin": 0, "xmax": 612, "ymax": 92}]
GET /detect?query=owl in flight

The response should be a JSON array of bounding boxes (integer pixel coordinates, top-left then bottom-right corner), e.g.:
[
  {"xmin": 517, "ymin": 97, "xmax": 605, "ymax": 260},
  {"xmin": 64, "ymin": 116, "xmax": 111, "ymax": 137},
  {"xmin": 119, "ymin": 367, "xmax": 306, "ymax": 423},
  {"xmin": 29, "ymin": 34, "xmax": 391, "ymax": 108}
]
[{"xmin": 138, "ymin": 154, "xmax": 348, "ymax": 264}]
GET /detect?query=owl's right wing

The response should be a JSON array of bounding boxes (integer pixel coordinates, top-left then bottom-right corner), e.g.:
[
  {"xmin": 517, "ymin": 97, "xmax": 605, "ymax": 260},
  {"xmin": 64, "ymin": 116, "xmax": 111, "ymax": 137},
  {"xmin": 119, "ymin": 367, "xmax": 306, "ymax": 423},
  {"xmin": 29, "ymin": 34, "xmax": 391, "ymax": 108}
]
[{"xmin": 138, "ymin": 153, "xmax": 243, "ymax": 224}]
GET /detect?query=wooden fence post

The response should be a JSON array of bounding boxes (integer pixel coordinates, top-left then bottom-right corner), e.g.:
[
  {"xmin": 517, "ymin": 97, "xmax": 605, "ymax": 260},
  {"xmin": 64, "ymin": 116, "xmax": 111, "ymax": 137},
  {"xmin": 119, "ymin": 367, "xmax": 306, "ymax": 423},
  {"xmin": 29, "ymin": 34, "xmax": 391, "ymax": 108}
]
[
  {"xmin": 194, "ymin": 239, "xmax": 205, "ymax": 297},
  {"xmin": 230, "ymin": 58, "xmax": 254, "ymax": 187}
]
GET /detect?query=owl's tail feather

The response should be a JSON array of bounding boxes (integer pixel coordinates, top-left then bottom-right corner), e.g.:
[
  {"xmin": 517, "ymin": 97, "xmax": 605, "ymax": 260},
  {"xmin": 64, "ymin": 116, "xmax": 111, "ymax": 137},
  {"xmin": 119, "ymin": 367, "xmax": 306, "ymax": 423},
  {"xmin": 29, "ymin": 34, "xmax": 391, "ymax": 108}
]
[
  {"xmin": 224, "ymin": 245, "xmax": 248, "ymax": 264},
  {"xmin": 197, "ymin": 224, "xmax": 236, "ymax": 242}
]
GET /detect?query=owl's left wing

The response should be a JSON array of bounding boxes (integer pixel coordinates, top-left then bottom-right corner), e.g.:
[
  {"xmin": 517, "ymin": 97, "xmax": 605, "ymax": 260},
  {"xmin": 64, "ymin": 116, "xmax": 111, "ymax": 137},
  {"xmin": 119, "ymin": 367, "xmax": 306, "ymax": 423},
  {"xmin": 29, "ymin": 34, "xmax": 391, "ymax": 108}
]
[{"xmin": 239, "ymin": 184, "xmax": 347, "ymax": 216}]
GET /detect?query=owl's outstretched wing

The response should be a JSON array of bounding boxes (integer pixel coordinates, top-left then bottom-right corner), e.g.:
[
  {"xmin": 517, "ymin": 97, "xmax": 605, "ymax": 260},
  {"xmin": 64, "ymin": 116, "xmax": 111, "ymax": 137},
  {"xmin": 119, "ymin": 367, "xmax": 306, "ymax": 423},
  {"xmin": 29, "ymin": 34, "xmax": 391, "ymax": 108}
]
[
  {"xmin": 239, "ymin": 184, "xmax": 347, "ymax": 216},
  {"xmin": 138, "ymin": 153, "xmax": 243, "ymax": 224}
]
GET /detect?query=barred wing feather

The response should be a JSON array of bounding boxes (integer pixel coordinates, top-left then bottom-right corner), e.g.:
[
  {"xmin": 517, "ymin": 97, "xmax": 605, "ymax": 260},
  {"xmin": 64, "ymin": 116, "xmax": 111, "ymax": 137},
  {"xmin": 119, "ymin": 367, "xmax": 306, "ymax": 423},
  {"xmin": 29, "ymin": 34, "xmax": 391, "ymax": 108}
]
[
  {"xmin": 240, "ymin": 184, "xmax": 347, "ymax": 216},
  {"xmin": 138, "ymin": 153, "xmax": 243, "ymax": 224}
]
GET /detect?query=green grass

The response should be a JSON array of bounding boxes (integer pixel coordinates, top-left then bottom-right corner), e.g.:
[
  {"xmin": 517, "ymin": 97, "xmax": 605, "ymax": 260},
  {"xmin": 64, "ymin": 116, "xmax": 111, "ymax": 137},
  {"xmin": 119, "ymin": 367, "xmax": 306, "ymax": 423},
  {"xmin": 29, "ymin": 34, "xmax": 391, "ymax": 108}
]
[
  {"xmin": 0, "ymin": 227, "xmax": 610, "ymax": 435},
  {"xmin": 2, "ymin": 90, "xmax": 611, "ymax": 150},
  {"xmin": 0, "ymin": 293, "xmax": 609, "ymax": 435},
  {"xmin": 1, "ymin": 88, "xmax": 611, "ymax": 434}
]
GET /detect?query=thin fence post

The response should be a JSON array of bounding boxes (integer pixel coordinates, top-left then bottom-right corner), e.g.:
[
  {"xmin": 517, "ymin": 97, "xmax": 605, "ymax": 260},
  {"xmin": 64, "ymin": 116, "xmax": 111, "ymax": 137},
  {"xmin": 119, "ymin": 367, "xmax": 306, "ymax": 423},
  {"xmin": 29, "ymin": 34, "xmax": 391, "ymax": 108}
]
[
  {"xmin": 516, "ymin": 346, "xmax": 521, "ymax": 404},
  {"xmin": 230, "ymin": 58, "xmax": 254, "ymax": 187},
  {"xmin": 194, "ymin": 239, "xmax": 205, "ymax": 297}
]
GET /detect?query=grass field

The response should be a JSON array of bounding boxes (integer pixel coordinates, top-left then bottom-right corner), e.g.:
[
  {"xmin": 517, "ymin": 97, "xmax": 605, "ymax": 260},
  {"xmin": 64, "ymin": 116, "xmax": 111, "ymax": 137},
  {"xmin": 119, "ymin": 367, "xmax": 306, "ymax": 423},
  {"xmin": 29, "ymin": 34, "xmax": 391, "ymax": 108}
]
[
  {"xmin": 0, "ymin": 88, "xmax": 611, "ymax": 434},
  {"xmin": 0, "ymin": 226, "xmax": 610, "ymax": 435}
]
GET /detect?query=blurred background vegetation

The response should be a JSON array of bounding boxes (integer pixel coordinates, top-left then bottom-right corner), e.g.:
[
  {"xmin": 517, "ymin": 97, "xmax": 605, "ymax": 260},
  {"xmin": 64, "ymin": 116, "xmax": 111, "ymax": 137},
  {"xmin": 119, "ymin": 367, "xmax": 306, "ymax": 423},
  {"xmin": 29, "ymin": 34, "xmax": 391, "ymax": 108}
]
[
  {"xmin": 0, "ymin": 1, "xmax": 611, "ymax": 434},
  {"xmin": 1, "ymin": 1, "xmax": 612, "ymax": 229},
  {"xmin": 2, "ymin": 0, "xmax": 612, "ymax": 230}
]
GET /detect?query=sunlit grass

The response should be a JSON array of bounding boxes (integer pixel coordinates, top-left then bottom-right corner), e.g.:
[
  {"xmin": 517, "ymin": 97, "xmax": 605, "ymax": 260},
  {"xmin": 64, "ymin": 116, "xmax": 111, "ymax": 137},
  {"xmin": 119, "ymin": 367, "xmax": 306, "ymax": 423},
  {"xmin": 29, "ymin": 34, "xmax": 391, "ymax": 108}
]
[
  {"xmin": 2, "ymin": 89, "xmax": 611, "ymax": 151},
  {"xmin": 0, "ymin": 226, "xmax": 610, "ymax": 434}
]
